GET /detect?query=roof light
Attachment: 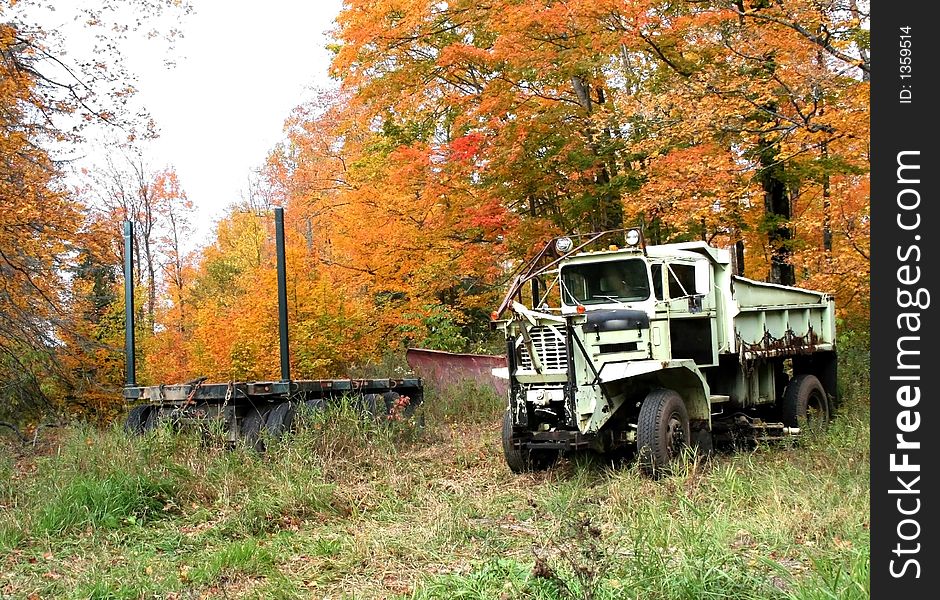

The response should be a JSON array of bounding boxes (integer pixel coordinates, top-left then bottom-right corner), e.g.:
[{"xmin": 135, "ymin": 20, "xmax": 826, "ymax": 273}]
[
  {"xmin": 625, "ymin": 228, "xmax": 641, "ymax": 246},
  {"xmin": 555, "ymin": 236, "xmax": 574, "ymax": 254}
]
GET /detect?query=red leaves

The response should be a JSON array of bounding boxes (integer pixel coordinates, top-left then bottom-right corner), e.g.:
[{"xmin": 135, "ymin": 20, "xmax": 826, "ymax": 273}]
[{"xmin": 448, "ymin": 133, "xmax": 484, "ymax": 163}]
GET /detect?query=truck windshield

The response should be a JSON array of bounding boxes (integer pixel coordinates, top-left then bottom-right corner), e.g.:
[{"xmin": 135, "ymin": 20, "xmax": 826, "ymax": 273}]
[{"xmin": 560, "ymin": 259, "xmax": 651, "ymax": 305}]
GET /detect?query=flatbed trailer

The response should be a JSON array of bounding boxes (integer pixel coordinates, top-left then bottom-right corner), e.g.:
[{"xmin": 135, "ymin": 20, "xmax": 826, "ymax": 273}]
[
  {"xmin": 121, "ymin": 208, "xmax": 423, "ymax": 446},
  {"xmin": 122, "ymin": 378, "xmax": 423, "ymax": 446}
]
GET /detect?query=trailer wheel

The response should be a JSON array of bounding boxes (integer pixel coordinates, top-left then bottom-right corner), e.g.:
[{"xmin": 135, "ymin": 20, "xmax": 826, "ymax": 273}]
[
  {"xmin": 241, "ymin": 405, "xmax": 269, "ymax": 451},
  {"xmin": 382, "ymin": 391, "xmax": 400, "ymax": 415},
  {"xmin": 142, "ymin": 406, "xmax": 161, "ymax": 433},
  {"xmin": 303, "ymin": 398, "xmax": 326, "ymax": 413},
  {"xmin": 782, "ymin": 374, "xmax": 829, "ymax": 429},
  {"xmin": 359, "ymin": 393, "xmax": 383, "ymax": 417},
  {"xmin": 123, "ymin": 405, "xmax": 151, "ymax": 435},
  {"xmin": 265, "ymin": 402, "xmax": 296, "ymax": 439},
  {"xmin": 501, "ymin": 410, "xmax": 557, "ymax": 473},
  {"xmin": 637, "ymin": 389, "xmax": 690, "ymax": 477}
]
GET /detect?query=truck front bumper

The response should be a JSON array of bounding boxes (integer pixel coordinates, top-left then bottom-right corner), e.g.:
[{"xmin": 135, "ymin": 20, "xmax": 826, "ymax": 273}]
[{"xmin": 512, "ymin": 429, "xmax": 595, "ymax": 451}]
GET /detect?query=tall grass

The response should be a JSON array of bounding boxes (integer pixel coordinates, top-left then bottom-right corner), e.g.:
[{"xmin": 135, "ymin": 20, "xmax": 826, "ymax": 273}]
[
  {"xmin": 0, "ymin": 351, "xmax": 869, "ymax": 599},
  {"xmin": 419, "ymin": 380, "xmax": 505, "ymax": 426}
]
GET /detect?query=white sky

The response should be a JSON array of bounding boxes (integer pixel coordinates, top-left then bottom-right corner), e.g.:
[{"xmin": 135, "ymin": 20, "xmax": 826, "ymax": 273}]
[{"xmin": 124, "ymin": 0, "xmax": 343, "ymax": 238}]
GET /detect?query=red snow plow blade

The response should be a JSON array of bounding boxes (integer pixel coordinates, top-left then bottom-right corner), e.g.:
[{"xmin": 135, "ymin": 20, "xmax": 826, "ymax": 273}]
[{"xmin": 405, "ymin": 348, "xmax": 507, "ymax": 398}]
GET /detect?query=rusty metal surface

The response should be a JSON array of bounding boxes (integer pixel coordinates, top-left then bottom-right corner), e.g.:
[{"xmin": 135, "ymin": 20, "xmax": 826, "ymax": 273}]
[
  {"xmin": 736, "ymin": 326, "xmax": 821, "ymax": 361},
  {"xmin": 405, "ymin": 348, "xmax": 508, "ymax": 398}
]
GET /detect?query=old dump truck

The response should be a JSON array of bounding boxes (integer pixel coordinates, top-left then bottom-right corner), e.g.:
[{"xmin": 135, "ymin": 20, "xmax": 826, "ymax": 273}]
[
  {"xmin": 492, "ymin": 229, "xmax": 836, "ymax": 475},
  {"xmin": 121, "ymin": 208, "xmax": 423, "ymax": 447}
]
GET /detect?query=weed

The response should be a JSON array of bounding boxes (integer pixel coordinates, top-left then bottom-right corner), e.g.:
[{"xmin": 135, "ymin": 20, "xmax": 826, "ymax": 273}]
[
  {"xmin": 34, "ymin": 472, "xmax": 174, "ymax": 535},
  {"xmin": 0, "ymin": 388, "xmax": 870, "ymax": 599},
  {"xmin": 420, "ymin": 380, "xmax": 504, "ymax": 427},
  {"xmin": 189, "ymin": 539, "xmax": 276, "ymax": 585}
]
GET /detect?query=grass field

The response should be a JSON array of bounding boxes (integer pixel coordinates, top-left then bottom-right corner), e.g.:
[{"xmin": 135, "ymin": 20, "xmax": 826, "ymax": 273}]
[{"xmin": 0, "ymin": 374, "xmax": 869, "ymax": 599}]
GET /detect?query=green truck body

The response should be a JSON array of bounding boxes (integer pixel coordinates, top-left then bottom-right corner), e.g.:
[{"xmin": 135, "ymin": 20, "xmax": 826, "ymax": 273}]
[{"xmin": 493, "ymin": 232, "xmax": 836, "ymax": 475}]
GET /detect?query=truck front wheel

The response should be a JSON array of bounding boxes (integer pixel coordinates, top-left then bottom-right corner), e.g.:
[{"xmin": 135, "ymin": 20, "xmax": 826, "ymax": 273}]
[
  {"xmin": 501, "ymin": 410, "xmax": 557, "ymax": 473},
  {"xmin": 637, "ymin": 389, "xmax": 690, "ymax": 477}
]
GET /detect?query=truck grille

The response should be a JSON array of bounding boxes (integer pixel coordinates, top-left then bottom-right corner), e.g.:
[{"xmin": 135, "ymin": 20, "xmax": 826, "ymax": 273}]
[{"xmin": 518, "ymin": 326, "xmax": 568, "ymax": 371}]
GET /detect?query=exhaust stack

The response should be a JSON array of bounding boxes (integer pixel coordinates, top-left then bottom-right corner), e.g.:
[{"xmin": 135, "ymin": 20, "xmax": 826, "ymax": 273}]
[
  {"xmin": 274, "ymin": 207, "xmax": 291, "ymax": 381},
  {"xmin": 123, "ymin": 220, "xmax": 136, "ymax": 387}
]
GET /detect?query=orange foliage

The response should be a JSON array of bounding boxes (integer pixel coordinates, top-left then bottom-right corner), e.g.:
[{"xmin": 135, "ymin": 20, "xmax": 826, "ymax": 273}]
[{"xmin": 122, "ymin": 0, "xmax": 871, "ymax": 389}]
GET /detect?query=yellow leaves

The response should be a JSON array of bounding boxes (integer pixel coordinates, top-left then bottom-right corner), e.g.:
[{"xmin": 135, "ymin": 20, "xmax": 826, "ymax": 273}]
[{"xmin": 111, "ymin": 0, "xmax": 872, "ymax": 390}]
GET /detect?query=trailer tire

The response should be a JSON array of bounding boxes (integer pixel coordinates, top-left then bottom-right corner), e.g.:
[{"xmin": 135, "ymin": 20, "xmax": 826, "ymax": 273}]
[
  {"xmin": 301, "ymin": 398, "xmax": 326, "ymax": 415},
  {"xmin": 360, "ymin": 393, "xmax": 382, "ymax": 417},
  {"xmin": 241, "ymin": 405, "xmax": 269, "ymax": 451},
  {"xmin": 382, "ymin": 391, "xmax": 401, "ymax": 415},
  {"xmin": 782, "ymin": 374, "xmax": 829, "ymax": 430},
  {"xmin": 123, "ymin": 405, "xmax": 151, "ymax": 435},
  {"xmin": 637, "ymin": 389, "xmax": 690, "ymax": 477},
  {"xmin": 142, "ymin": 407, "xmax": 161, "ymax": 433},
  {"xmin": 501, "ymin": 410, "xmax": 557, "ymax": 473},
  {"xmin": 265, "ymin": 402, "xmax": 296, "ymax": 439}
]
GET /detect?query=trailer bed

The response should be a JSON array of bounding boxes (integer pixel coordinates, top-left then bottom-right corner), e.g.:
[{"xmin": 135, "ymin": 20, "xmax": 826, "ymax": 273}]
[
  {"xmin": 122, "ymin": 378, "xmax": 425, "ymax": 446},
  {"xmin": 123, "ymin": 378, "xmax": 423, "ymax": 404}
]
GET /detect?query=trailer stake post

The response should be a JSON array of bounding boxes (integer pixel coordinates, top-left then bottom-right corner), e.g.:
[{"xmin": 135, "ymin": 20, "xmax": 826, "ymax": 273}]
[
  {"xmin": 274, "ymin": 207, "xmax": 291, "ymax": 381},
  {"xmin": 123, "ymin": 220, "xmax": 137, "ymax": 387}
]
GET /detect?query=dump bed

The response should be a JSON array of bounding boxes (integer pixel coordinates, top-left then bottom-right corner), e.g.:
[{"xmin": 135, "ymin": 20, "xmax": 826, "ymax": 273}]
[{"xmin": 729, "ymin": 276, "xmax": 836, "ymax": 359}]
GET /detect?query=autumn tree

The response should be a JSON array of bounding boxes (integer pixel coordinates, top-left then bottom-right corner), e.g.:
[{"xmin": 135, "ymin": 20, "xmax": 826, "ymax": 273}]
[
  {"xmin": 0, "ymin": 0, "xmax": 191, "ymax": 419},
  {"xmin": 325, "ymin": 0, "xmax": 869, "ymax": 322},
  {"xmin": 332, "ymin": 1, "xmax": 635, "ymax": 234},
  {"xmin": 267, "ymin": 88, "xmax": 518, "ymax": 354},
  {"xmin": 0, "ymin": 23, "xmax": 84, "ymax": 418},
  {"xmin": 154, "ymin": 169, "xmax": 193, "ymax": 335}
]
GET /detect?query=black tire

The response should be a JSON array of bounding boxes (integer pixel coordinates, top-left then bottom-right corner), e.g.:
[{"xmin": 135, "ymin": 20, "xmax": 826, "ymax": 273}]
[
  {"xmin": 265, "ymin": 401, "xmax": 297, "ymax": 439},
  {"xmin": 298, "ymin": 398, "xmax": 326, "ymax": 421},
  {"xmin": 123, "ymin": 405, "xmax": 151, "ymax": 435},
  {"xmin": 382, "ymin": 391, "xmax": 401, "ymax": 415},
  {"xmin": 360, "ymin": 393, "xmax": 383, "ymax": 418},
  {"xmin": 501, "ymin": 409, "xmax": 558, "ymax": 473},
  {"xmin": 303, "ymin": 398, "xmax": 326, "ymax": 413},
  {"xmin": 241, "ymin": 404, "xmax": 269, "ymax": 451},
  {"xmin": 637, "ymin": 389, "xmax": 690, "ymax": 477},
  {"xmin": 782, "ymin": 374, "xmax": 829, "ymax": 429},
  {"xmin": 142, "ymin": 406, "xmax": 161, "ymax": 433}
]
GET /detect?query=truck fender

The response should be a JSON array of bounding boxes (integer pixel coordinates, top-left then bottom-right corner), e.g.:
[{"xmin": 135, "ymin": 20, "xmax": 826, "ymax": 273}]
[
  {"xmin": 652, "ymin": 364, "xmax": 711, "ymax": 425},
  {"xmin": 600, "ymin": 359, "xmax": 710, "ymax": 425}
]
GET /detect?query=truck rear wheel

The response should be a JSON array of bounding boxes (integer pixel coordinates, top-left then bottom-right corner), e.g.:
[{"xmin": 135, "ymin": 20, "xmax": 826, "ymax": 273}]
[
  {"xmin": 782, "ymin": 374, "xmax": 829, "ymax": 429},
  {"xmin": 501, "ymin": 410, "xmax": 557, "ymax": 473},
  {"xmin": 637, "ymin": 389, "xmax": 690, "ymax": 477}
]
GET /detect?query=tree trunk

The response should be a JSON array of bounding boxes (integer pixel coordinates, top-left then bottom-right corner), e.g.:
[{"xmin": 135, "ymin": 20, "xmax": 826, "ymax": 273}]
[
  {"xmin": 758, "ymin": 142, "xmax": 794, "ymax": 285},
  {"xmin": 734, "ymin": 239, "xmax": 746, "ymax": 276}
]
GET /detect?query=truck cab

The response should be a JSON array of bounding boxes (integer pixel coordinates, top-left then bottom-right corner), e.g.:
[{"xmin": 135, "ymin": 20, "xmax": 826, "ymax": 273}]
[{"xmin": 493, "ymin": 230, "xmax": 837, "ymax": 476}]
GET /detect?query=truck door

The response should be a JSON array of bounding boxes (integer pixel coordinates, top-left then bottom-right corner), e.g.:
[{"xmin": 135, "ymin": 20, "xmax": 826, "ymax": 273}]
[{"xmin": 662, "ymin": 260, "xmax": 718, "ymax": 366}]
